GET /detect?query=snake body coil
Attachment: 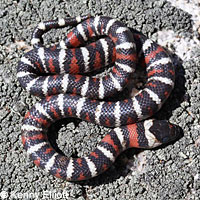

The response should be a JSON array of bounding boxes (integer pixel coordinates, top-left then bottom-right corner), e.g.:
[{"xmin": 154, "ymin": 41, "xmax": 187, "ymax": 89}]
[{"xmin": 17, "ymin": 15, "xmax": 180, "ymax": 181}]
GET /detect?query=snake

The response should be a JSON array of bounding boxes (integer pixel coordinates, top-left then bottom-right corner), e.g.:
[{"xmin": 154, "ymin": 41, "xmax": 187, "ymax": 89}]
[{"xmin": 17, "ymin": 15, "xmax": 180, "ymax": 181}]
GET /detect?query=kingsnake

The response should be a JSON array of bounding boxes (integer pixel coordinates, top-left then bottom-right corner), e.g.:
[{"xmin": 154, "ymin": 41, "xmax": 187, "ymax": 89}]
[{"xmin": 17, "ymin": 15, "xmax": 180, "ymax": 181}]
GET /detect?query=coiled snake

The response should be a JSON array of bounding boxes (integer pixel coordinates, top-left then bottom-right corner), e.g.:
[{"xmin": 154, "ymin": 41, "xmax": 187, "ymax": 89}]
[{"xmin": 17, "ymin": 15, "xmax": 180, "ymax": 181}]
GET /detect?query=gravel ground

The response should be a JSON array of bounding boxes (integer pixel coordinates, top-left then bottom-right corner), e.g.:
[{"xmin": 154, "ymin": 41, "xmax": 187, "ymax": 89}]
[{"xmin": 0, "ymin": 0, "xmax": 200, "ymax": 199}]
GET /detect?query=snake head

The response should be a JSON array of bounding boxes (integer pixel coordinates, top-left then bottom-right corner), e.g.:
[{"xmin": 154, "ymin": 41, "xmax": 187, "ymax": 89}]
[{"xmin": 148, "ymin": 119, "xmax": 182, "ymax": 147}]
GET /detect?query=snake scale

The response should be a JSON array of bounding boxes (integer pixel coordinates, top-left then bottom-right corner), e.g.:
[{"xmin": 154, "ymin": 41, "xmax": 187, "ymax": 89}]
[{"xmin": 17, "ymin": 15, "xmax": 180, "ymax": 181}]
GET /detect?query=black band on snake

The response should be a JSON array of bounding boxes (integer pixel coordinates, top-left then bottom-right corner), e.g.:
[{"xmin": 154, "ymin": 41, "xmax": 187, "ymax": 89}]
[{"xmin": 17, "ymin": 15, "xmax": 180, "ymax": 181}]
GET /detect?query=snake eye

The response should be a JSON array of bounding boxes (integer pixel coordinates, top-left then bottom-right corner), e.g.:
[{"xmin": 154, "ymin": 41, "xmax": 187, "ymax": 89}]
[{"xmin": 162, "ymin": 136, "xmax": 170, "ymax": 144}]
